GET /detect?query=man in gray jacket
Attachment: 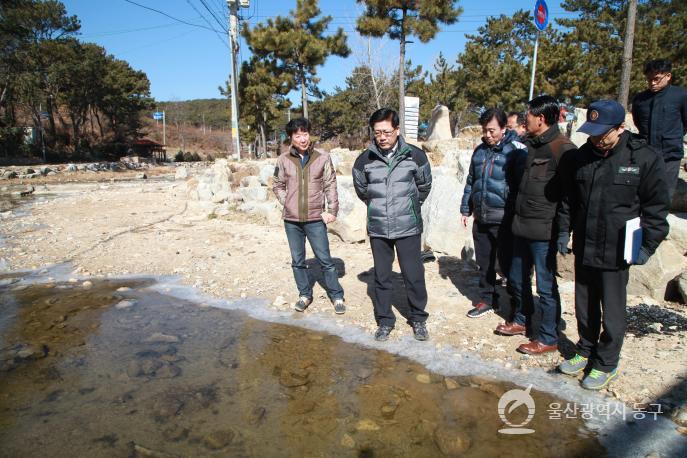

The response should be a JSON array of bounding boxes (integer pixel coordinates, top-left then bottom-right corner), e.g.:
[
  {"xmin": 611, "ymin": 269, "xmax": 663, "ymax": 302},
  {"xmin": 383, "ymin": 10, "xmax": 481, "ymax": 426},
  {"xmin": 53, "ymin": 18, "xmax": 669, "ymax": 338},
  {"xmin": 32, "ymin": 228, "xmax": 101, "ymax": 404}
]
[{"xmin": 353, "ymin": 108, "xmax": 433, "ymax": 341}]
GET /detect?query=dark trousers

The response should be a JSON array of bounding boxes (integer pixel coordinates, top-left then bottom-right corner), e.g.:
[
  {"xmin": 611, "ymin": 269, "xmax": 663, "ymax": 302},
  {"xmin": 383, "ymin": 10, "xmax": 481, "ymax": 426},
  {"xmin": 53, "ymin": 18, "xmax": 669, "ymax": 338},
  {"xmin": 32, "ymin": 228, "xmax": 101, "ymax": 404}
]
[
  {"xmin": 472, "ymin": 221, "xmax": 513, "ymax": 306},
  {"xmin": 510, "ymin": 236, "xmax": 560, "ymax": 345},
  {"xmin": 664, "ymin": 158, "xmax": 681, "ymax": 204},
  {"xmin": 284, "ymin": 220, "xmax": 344, "ymax": 301},
  {"xmin": 574, "ymin": 261, "xmax": 629, "ymax": 372},
  {"xmin": 369, "ymin": 235, "xmax": 428, "ymax": 327}
]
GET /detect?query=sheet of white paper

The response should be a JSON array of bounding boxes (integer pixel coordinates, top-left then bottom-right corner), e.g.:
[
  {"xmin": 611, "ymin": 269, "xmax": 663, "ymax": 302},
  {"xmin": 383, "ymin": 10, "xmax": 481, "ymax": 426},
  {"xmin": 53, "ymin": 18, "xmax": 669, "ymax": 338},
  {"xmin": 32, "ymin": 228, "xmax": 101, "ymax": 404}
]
[{"xmin": 624, "ymin": 217, "xmax": 642, "ymax": 264}]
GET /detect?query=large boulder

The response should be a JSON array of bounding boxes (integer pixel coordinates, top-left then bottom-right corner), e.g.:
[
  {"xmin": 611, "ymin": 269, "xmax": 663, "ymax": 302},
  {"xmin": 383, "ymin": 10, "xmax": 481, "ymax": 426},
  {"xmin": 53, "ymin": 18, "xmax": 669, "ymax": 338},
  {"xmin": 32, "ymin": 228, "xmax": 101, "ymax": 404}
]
[
  {"xmin": 328, "ymin": 176, "xmax": 367, "ymax": 243},
  {"xmin": 422, "ymin": 139, "xmax": 474, "ymax": 181},
  {"xmin": 329, "ymin": 148, "xmax": 360, "ymax": 176},
  {"xmin": 628, "ymin": 239, "xmax": 687, "ymax": 300},
  {"xmin": 229, "ymin": 162, "xmax": 260, "ymax": 186},
  {"xmin": 667, "ymin": 213, "xmax": 687, "ymax": 253},
  {"xmin": 240, "ymin": 175, "xmax": 262, "ymax": 188},
  {"xmin": 238, "ymin": 186, "xmax": 268, "ymax": 203},
  {"xmin": 258, "ymin": 163, "xmax": 276, "ymax": 186},
  {"xmin": 670, "ymin": 169, "xmax": 687, "ymax": 212},
  {"xmin": 421, "ymin": 168, "xmax": 474, "ymax": 259},
  {"xmin": 426, "ymin": 105, "xmax": 453, "ymax": 141},
  {"xmin": 189, "ymin": 159, "xmax": 232, "ymax": 203},
  {"xmin": 240, "ymin": 201, "xmax": 282, "ymax": 225}
]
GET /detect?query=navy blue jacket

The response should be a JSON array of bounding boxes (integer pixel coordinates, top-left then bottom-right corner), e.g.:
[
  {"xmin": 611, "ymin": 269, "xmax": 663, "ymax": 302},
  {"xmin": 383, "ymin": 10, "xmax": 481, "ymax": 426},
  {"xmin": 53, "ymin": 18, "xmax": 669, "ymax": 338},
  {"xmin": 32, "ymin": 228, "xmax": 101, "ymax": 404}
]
[
  {"xmin": 460, "ymin": 129, "xmax": 528, "ymax": 224},
  {"xmin": 632, "ymin": 84, "xmax": 687, "ymax": 161}
]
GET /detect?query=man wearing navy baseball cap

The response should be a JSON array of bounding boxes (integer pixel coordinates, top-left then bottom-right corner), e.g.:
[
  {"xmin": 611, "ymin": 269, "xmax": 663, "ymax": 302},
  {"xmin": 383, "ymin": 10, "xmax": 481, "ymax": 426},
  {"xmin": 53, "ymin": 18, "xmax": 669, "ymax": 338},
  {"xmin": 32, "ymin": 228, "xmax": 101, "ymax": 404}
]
[{"xmin": 556, "ymin": 100, "xmax": 669, "ymax": 390}]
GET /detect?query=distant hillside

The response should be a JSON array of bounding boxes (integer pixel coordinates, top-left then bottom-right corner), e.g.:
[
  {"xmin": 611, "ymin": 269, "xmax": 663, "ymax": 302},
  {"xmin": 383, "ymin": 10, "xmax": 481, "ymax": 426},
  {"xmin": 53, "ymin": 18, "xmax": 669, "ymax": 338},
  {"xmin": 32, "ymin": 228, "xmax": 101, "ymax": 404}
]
[{"xmin": 155, "ymin": 99, "xmax": 230, "ymax": 130}]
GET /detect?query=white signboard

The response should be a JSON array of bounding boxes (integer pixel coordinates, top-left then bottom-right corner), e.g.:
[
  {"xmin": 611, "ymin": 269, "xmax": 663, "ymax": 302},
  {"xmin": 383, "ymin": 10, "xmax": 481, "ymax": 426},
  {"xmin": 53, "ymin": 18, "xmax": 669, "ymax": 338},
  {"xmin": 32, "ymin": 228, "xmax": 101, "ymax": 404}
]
[{"xmin": 404, "ymin": 96, "xmax": 420, "ymax": 141}]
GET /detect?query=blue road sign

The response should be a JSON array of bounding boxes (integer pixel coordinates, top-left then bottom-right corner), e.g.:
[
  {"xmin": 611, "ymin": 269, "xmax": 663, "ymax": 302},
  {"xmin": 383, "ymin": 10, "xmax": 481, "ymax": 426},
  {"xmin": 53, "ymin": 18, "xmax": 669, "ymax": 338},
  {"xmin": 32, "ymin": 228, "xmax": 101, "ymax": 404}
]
[
  {"xmin": 534, "ymin": 0, "xmax": 549, "ymax": 31},
  {"xmin": 153, "ymin": 112, "xmax": 163, "ymax": 120}
]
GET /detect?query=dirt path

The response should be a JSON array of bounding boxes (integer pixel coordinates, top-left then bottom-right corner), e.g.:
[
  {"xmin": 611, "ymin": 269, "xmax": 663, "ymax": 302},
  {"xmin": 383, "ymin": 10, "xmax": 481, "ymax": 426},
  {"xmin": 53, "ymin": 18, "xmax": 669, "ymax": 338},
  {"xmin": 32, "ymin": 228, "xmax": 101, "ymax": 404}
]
[{"xmin": 1, "ymin": 177, "xmax": 686, "ymax": 422}]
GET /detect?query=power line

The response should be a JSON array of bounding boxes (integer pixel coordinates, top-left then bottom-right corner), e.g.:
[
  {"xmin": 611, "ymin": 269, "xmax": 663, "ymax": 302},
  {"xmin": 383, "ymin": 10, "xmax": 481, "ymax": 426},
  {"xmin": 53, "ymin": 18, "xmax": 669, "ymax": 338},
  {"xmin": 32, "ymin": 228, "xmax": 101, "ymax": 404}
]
[
  {"xmin": 79, "ymin": 22, "xmax": 186, "ymax": 38},
  {"xmin": 198, "ymin": 0, "xmax": 228, "ymax": 32},
  {"xmin": 184, "ymin": 0, "xmax": 228, "ymax": 50},
  {"xmin": 186, "ymin": 0, "xmax": 227, "ymax": 34},
  {"xmin": 123, "ymin": 0, "xmax": 220, "ymax": 33}
]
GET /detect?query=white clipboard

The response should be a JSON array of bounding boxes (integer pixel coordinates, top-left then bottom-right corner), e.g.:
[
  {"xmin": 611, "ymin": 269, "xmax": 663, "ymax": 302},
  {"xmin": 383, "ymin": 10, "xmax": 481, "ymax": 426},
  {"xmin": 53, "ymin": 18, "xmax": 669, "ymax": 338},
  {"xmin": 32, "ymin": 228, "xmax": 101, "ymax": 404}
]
[{"xmin": 624, "ymin": 217, "xmax": 642, "ymax": 264}]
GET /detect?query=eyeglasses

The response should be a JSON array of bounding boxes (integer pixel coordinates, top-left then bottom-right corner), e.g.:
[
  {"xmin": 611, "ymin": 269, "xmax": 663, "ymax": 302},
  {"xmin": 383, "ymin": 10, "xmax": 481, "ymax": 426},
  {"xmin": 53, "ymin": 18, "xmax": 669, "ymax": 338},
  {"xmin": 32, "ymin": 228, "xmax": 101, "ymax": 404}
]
[
  {"xmin": 646, "ymin": 73, "xmax": 669, "ymax": 84},
  {"xmin": 373, "ymin": 129, "xmax": 397, "ymax": 138}
]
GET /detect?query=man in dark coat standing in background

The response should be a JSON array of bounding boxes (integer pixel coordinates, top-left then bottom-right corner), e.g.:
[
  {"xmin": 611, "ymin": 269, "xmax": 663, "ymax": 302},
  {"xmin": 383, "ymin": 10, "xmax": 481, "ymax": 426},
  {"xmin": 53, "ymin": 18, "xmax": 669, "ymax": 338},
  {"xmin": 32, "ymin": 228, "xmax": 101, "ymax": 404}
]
[{"xmin": 632, "ymin": 58, "xmax": 687, "ymax": 201}]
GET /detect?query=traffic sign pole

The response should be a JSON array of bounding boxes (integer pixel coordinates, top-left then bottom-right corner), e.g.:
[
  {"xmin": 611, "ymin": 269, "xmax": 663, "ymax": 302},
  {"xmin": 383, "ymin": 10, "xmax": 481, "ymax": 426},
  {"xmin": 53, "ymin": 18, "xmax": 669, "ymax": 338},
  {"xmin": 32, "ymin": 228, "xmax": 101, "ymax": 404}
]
[
  {"xmin": 529, "ymin": 31, "xmax": 540, "ymax": 101},
  {"xmin": 530, "ymin": 0, "xmax": 549, "ymax": 101}
]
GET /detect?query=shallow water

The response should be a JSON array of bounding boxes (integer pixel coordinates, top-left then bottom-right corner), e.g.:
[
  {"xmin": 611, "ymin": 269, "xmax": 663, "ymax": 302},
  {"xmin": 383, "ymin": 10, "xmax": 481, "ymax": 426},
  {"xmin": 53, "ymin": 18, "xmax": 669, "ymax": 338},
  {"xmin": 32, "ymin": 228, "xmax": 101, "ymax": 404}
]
[{"xmin": 0, "ymin": 276, "xmax": 605, "ymax": 457}]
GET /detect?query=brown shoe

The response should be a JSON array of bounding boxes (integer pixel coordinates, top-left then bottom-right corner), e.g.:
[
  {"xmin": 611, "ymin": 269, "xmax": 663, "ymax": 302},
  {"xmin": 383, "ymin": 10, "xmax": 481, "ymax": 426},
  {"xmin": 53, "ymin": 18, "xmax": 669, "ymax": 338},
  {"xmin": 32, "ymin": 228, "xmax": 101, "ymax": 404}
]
[
  {"xmin": 517, "ymin": 340, "xmax": 558, "ymax": 355},
  {"xmin": 495, "ymin": 322, "xmax": 526, "ymax": 336}
]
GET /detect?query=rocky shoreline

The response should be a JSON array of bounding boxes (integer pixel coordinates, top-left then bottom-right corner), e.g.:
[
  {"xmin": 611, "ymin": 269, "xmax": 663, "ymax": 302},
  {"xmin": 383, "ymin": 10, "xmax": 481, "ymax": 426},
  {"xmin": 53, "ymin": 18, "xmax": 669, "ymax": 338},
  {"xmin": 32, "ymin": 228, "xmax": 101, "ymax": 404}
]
[{"xmin": 0, "ymin": 156, "xmax": 686, "ymax": 434}]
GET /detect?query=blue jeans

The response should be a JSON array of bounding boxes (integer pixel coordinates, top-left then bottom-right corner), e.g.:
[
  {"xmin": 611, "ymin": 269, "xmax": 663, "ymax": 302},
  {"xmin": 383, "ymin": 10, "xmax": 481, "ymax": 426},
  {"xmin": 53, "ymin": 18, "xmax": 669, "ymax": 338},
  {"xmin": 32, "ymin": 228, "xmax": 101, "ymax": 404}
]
[
  {"xmin": 284, "ymin": 220, "xmax": 344, "ymax": 301},
  {"xmin": 510, "ymin": 236, "xmax": 560, "ymax": 345}
]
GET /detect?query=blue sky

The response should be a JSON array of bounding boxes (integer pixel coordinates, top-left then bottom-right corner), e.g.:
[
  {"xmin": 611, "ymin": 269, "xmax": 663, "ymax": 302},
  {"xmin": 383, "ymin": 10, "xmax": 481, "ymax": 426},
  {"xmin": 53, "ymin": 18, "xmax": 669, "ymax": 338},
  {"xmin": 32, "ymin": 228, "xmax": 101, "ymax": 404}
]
[{"xmin": 63, "ymin": 0, "xmax": 575, "ymax": 103}]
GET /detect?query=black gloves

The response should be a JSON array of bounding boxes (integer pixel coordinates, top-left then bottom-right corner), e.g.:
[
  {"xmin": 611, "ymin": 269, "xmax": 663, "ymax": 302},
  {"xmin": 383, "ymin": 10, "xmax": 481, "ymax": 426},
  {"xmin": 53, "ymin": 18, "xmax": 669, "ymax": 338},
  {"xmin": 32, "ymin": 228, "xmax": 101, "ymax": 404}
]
[
  {"xmin": 557, "ymin": 232, "xmax": 570, "ymax": 256},
  {"xmin": 634, "ymin": 247, "xmax": 651, "ymax": 265}
]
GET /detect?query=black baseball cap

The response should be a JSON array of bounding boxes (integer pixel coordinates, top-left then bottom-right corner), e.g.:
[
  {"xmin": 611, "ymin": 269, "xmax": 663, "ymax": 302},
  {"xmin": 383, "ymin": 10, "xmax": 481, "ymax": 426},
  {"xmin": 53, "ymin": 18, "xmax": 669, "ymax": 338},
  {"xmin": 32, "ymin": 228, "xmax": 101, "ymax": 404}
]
[{"xmin": 578, "ymin": 100, "xmax": 626, "ymax": 136}]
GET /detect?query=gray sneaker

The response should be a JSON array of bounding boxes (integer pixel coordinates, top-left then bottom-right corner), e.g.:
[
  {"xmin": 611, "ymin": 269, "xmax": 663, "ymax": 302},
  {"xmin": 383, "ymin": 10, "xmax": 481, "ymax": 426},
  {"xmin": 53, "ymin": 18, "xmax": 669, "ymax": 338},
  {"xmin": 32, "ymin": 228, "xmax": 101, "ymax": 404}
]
[
  {"xmin": 333, "ymin": 298, "xmax": 346, "ymax": 314},
  {"xmin": 294, "ymin": 296, "xmax": 312, "ymax": 312},
  {"xmin": 410, "ymin": 321, "xmax": 429, "ymax": 341},
  {"xmin": 374, "ymin": 325, "xmax": 393, "ymax": 341},
  {"xmin": 558, "ymin": 354, "xmax": 588, "ymax": 376},
  {"xmin": 581, "ymin": 368, "xmax": 618, "ymax": 390}
]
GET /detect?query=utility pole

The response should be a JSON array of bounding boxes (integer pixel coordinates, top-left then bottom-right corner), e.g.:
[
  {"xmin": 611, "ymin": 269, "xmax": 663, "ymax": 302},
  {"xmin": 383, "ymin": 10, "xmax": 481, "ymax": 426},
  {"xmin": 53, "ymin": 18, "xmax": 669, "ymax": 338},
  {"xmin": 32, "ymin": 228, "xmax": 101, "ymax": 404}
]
[
  {"xmin": 227, "ymin": 0, "xmax": 242, "ymax": 160},
  {"xmin": 618, "ymin": 0, "xmax": 638, "ymax": 109}
]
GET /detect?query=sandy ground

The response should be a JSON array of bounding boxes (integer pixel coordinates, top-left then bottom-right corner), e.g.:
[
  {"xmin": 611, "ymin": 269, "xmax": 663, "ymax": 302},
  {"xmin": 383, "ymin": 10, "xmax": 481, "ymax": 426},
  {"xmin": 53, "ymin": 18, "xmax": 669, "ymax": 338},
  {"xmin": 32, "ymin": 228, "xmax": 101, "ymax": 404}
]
[{"xmin": 1, "ymin": 175, "xmax": 686, "ymax": 423}]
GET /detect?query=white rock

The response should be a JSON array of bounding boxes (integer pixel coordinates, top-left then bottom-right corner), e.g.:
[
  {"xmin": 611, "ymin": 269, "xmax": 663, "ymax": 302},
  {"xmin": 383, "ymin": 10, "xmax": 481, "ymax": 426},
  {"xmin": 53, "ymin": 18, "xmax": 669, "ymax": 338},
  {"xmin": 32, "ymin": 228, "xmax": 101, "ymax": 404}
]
[
  {"xmin": 174, "ymin": 166, "xmax": 188, "ymax": 180},
  {"xmin": 238, "ymin": 186, "xmax": 268, "ymax": 203},
  {"xmin": 629, "ymin": 240, "xmax": 687, "ymax": 300},
  {"xmin": 327, "ymin": 176, "xmax": 367, "ymax": 243},
  {"xmin": 258, "ymin": 163, "xmax": 276, "ymax": 186},
  {"xmin": 421, "ymin": 170, "xmax": 474, "ymax": 259},
  {"xmin": 426, "ymin": 104, "xmax": 453, "ymax": 141},
  {"xmin": 115, "ymin": 300, "xmax": 136, "ymax": 309}
]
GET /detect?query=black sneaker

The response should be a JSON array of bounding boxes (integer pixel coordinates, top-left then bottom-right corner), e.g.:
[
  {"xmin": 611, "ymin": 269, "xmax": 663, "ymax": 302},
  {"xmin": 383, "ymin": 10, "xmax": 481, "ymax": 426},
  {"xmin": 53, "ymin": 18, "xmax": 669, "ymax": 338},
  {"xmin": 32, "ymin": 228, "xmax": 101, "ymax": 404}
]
[
  {"xmin": 294, "ymin": 296, "xmax": 312, "ymax": 312},
  {"xmin": 410, "ymin": 321, "xmax": 429, "ymax": 341},
  {"xmin": 467, "ymin": 302, "xmax": 494, "ymax": 318},
  {"xmin": 374, "ymin": 325, "xmax": 394, "ymax": 341}
]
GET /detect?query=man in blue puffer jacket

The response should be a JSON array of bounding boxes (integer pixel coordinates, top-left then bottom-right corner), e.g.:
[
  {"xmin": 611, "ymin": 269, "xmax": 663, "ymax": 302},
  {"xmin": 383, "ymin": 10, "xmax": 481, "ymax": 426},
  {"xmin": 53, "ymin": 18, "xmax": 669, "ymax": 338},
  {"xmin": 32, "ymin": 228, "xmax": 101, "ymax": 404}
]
[{"xmin": 460, "ymin": 108, "xmax": 528, "ymax": 318}]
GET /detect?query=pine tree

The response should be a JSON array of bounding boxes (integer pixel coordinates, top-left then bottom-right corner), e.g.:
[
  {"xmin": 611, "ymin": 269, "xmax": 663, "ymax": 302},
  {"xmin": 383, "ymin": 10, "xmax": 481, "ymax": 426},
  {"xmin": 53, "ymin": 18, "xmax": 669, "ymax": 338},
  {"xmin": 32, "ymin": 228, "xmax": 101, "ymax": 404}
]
[
  {"xmin": 231, "ymin": 58, "xmax": 291, "ymax": 157},
  {"xmin": 242, "ymin": 0, "xmax": 350, "ymax": 119},
  {"xmin": 356, "ymin": 0, "xmax": 461, "ymax": 135}
]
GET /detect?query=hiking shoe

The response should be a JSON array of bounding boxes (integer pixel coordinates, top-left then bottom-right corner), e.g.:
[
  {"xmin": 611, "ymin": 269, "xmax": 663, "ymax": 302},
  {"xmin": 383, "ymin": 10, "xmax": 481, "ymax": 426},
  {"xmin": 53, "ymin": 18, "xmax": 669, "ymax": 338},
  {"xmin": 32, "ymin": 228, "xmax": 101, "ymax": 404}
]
[
  {"xmin": 581, "ymin": 368, "xmax": 618, "ymax": 390},
  {"xmin": 374, "ymin": 325, "xmax": 394, "ymax": 341},
  {"xmin": 467, "ymin": 302, "xmax": 494, "ymax": 318},
  {"xmin": 294, "ymin": 296, "xmax": 312, "ymax": 312},
  {"xmin": 333, "ymin": 298, "xmax": 346, "ymax": 314},
  {"xmin": 410, "ymin": 321, "xmax": 429, "ymax": 341},
  {"xmin": 558, "ymin": 354, "xmax": 588, "ymax": 376}
]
